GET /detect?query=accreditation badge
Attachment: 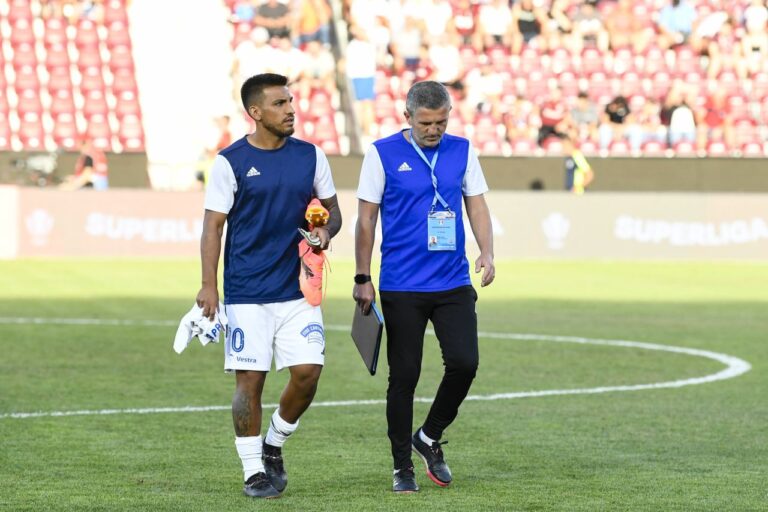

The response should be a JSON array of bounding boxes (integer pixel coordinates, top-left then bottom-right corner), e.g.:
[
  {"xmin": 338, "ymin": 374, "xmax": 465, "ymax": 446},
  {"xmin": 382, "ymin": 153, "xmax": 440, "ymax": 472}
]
[{"xmin": 427, "ymin": 210, "xmax": 456, "ymax": 251}]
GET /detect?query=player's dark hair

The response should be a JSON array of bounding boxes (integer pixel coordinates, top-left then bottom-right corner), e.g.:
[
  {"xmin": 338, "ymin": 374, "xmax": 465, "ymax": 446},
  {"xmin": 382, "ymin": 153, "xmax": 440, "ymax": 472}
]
[
  {"xmin": 240, "ymin": 73, "xmax": 289, "ymax": 111},
  {"xmin": 405, "ymin": 81, "xmax": 451, "ymax": 115}
]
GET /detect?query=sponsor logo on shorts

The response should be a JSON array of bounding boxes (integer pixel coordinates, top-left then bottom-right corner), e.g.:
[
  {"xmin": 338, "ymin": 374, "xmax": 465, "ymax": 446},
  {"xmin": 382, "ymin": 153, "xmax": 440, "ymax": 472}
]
[
  {"xmin": 300, "ymin": 323, "xmax": 325, "ymax": 345},
  {"xmin": 236, "ymin": 356, "xmax": 257, "ymax": 364}
]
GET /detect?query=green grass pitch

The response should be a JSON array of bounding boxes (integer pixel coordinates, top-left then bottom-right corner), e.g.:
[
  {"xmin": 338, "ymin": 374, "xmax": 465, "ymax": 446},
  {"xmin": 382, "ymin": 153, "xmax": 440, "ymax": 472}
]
[{"xmin": 0, "ymin": 259, "xmax": 766, "ymax": 511}]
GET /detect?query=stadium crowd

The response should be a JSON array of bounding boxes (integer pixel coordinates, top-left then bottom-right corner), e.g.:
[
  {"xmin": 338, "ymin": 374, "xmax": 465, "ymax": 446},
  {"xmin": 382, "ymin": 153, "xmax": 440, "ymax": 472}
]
[{"xmin": 341, "ymin": 0, "xmax": 768, "ymax": 156}]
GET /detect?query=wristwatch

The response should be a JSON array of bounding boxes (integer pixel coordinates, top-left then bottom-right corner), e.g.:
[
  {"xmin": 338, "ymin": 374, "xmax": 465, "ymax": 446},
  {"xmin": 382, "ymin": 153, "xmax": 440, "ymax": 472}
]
[{"xmin": 354, "ymin": 274, "xmax": 371, "ymax": 284}]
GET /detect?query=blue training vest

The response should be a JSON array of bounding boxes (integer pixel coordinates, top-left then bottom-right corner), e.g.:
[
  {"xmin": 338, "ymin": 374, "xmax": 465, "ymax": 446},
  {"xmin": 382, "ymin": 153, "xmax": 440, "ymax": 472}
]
[
  {"xmin": 219, "ymin": 136, "xmax": 316, "ymax": 304},
  {"xmin": 373, "ymin": 131, "xmax": 472, "ymax": 292}
]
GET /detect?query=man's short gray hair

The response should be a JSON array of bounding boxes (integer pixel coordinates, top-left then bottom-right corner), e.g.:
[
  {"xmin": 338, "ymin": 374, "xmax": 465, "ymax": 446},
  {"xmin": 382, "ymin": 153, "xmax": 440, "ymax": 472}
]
[{"xmin": 405, "ymin": 81, "xmax": 451, "ymax": 115}]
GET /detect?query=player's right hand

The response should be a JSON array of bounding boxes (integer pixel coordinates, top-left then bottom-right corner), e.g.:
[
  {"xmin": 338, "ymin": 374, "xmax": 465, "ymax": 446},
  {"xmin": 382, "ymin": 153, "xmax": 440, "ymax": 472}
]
[{"xmin": 196, "ymin": 285, "xmax": 219, "ymax": 320}]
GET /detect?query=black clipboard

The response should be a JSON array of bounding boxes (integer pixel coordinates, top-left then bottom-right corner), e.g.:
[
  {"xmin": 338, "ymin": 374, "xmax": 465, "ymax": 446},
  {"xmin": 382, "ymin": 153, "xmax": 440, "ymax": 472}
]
[{"xmin": 351, "ymin": 302, "xmax": 384, "ymax": 375}]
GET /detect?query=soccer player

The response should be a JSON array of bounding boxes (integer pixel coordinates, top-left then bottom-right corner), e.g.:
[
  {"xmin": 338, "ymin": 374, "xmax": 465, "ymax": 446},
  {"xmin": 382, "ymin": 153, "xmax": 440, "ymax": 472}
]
[
  {"xmin": 196, "ymin": 73, "xmax": 341, "ymax": 499},
  {"xmin": 353, "ymin": 81, "xmax": 495, "ymax": 493}
]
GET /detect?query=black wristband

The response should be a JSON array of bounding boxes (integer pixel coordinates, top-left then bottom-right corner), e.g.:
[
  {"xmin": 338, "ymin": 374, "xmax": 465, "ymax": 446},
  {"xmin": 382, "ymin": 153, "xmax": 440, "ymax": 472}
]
[{"xmin": 354, "ymin": 274, "xmax": 371, "ymax": 284}]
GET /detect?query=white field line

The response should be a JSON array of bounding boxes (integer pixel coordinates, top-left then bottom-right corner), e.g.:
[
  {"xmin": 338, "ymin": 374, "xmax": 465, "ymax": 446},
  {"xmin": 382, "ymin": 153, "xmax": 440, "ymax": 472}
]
[{"xmin": 0, "ymin": 317, "xmax": 752, "ymax": 420}]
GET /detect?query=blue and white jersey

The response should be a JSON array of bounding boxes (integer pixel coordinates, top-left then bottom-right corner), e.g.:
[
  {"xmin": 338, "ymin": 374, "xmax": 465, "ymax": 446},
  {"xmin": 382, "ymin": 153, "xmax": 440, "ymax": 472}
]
[
  {"xmin": 356, "ymin": 131, "xmax": 488, "ymax": 292},
  {"xmin": 205, "ymin": 136, "xmax": 336, "ymax": 304}
]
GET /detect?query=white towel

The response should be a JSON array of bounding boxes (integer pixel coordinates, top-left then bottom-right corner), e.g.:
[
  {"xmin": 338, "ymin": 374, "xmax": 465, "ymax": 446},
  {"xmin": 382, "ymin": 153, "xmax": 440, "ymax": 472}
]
[{"xmin": 173, "ymin": 304, "xmax": 228, "ymax": 354}]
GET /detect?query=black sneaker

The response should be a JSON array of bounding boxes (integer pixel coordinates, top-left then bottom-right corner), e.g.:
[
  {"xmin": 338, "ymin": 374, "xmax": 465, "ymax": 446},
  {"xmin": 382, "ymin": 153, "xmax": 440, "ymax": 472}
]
[
  {"xmin": 243, "ymin": 472, "xmax": 280, "ymax": 499},
  {"xmin": 393, "ymin": 467, "xmax": 419, "ymax": 493},
  {"xmin": 262, "ymin": 442, "xmax": 287, "ymax": 492},
  {"xmin": 411, "ymin": 430, "xmax": 452, "ymax": 487}
]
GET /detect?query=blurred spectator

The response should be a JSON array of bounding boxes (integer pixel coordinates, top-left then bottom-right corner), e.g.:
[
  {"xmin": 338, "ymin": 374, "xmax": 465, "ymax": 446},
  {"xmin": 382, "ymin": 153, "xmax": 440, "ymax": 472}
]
[
  {"xmin": 511, "ymin": 0, "xmax": 549, "ymax": 54},
  {"xmin": 504, "ymin": 96, "xmax": 539, "ymax": 144},
  {"xmin": 390, "ymin": 16, "xmax": 424, "ymax": 74},
  {"xmin": 538, "ymin": 87, "xmax": 568, "ymax": 146},
  {"xmin": 667, "ymin": 91, "xmax": 697, "ymax": 146},
  {"xmin": 464, "ymin": 57, "xmax": 504, "ymax": 121},
  {"xmin": 478, "ymin": 0, "xmax": 513, "ymax": 50},
  {"xmin": 294, "ymin": 0, "xmax": 332, "ymax": 46},
  {"xmin": 272, "ymin": 36, "xmax": 307, "ymax": 84},
  {"xmin": 60, "ymin": 138, "xmax": 109, "ymax": 190},
  {"xmin": 605, "ymin": 0, "xmax": 652, "ymax": 52},
  {"xmin": 196, "ymin": 115, "xmax": 232, "ymax": 188},
  {"xmin": 297, "ymin": 40, "xmax": 337, "ymax": 99},
  {"xmin": 696, "ymin": 89, "xmax": 734, "ymax": 152},
  {"xmin": 627, "ymin": 98, "xmax": 666, "ymax": 152},
  {"xmin": 741, "ymin": 1, "xmax": 768, "ymax": 76},
  {"xmin": 254, "ymin": 0, "xmax": 292, "ymax": 40},
  {"xmin": 452, "ymin": 0, "xmax": 482, "ymax": 50},
  {"xmin": 599, "ymin": 95, "xmax": 631, "ymax": 149},
  {"xmin": 232, "ymin": 27, "xmax": 279, "ymax": 93},
  {"xmin": 545, "ymin": 0, "xmax": 573, "ymax": 52},
  {"xmin": 344, "ymin": 25, "xmax": 377, "ymax": 137},
  {"xmin": 570, "ymin": 91, "xmax": 599, "ymax": 142},
  {"xmin": 690, "ymin": 8, "xmax": 728, "ymax": 55},
  {"xmin": 706, "ymin": 17, "xmax": 746, "ymax": 80},
  {"xmin": 570, "ymin": 0, "xmax": 609, "ymax": 54},
  {"xmin": 422, "ymin": 0, "xmax": 455, "ymax": 45},
  {"xmin": 74, "ymin": 0, "xmax": 105, "ymax": 23},
  {"xmin": 561, "ymin": 134, "xmax": 594, "ymax": 194},
  {"xmin": 656, "ymin": 0, "xmax": 697, "ymax": 50},
  {"xmin": 427, "ymin": 33, "xmax": 464, "ymax": 89},
  {"xmin": 231, "ymin": 0, "xmax": 257, "ymax": 23}
]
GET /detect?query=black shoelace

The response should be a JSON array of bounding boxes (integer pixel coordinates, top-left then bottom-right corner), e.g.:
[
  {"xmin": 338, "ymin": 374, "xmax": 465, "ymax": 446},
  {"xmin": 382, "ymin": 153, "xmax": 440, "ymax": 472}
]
[{"xmin": 430, "ymin": 440, "xmax": 448, "ymax": 459}]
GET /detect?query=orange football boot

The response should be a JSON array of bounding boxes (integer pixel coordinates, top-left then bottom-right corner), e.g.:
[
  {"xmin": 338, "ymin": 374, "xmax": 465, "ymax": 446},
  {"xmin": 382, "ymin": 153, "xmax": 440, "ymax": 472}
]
[{"xmin": 299, "ymin": 198, "xmax": 330, "ymax": 306}]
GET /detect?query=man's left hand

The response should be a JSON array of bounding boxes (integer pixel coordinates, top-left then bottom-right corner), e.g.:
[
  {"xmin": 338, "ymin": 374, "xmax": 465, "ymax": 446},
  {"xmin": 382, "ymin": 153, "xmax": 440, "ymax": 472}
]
[
  {"xmin": 312, "ymin": 227, "xmax": 331, "ymax": 252},
  {"xmin": 475, "ymin": 254, "xmax": 495, "ymax": 287}
]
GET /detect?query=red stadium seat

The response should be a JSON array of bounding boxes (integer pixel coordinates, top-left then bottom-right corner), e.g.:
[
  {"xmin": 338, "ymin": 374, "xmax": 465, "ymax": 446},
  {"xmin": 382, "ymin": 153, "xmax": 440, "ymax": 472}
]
[
  {"xmin": 49, "ymin": 88, "xmax": 77, "ymax": 118},
  {"xmin": 77, "ymin": 46, "xmax": 103, "ymax": 71},
  {"xmin": 104, "ymin": 0, "xmax": 129, "ymax": 25},
  {"xmin": 374, "ymin": 93, "xmax": 397, "ymax": 121},
  {"xmin": 16, "ymin": 90, "xmax": 43, "ymax": 117},
  {"xmin": 7, "ymin": 1, "xmax": 33, "ymax": 24},
  {"xmin": 0, "ymin": 115, "xmax": 11, "ymax": 150},
  {"xmin": 10, "ymin": 19, "xmax": 36, "ymax": 47},
  {"xmin": 673, "ymin": 46, "xmax": 701, "ymax": 76},
  {"xmin": 74, "ymin": 20, "xmax": 101, "ymax": 48},
  {"xmin": 672, "ymin": 140, "xmax": 696, "ymax": 156},
  {"xmin": 86, "ymin": 115, "xmax": 113, "ymax": 150},
  {"xmin": 43, "ymin": 18, "xmax": 68, "ymax": 48},
  {"xmin": 640, "ymin": 140, "xmax": 667, "ymax": 157},
  {"xmin": 51, "ymin": 113, "xmax": 80, "ymax": 150},
  {"xmin": 108, "ymin": 44, "xmax": 134, "ymax": 71},
  {"xmin": 79, "ymin": 66, "xmax": 107, "ymax": 93},
  {"xmin": 609, "ymin": 139, "xmax": 631, "ymax": 156},
  {"xmin": 741, "ymin": 141, "xmax": 765, "ymax": 157},
  {"xmin": 18, "ymin": 113, "xmax": 45, "ymax": 150},
  {"xmin": 12, "ymin": 43, "xmax": 37, "ymax": 68},
  {"xmin": 82, "ymin": 90, "xmax": 109, "ymax": 119},
  {"xmin": 45, "ymin": 43, "xmax": 71, "ymax": 70},
  {"xmin": 579, "ymin": 48, "xmax": 605, "ymax": 76},
  {"xmin": 114, "ymin": 90, "xmax": 141, "ymax": 119},
  {"xmin": 105, "ymin": 21, "xmax": 133, "ymax": 49},
  {"xmin": 706, "ymin": 140, "xmax": 728, "ymax": 157},
  {"xmin": 13, "ymin": 65, "xmax": 41, "ymax": 93},
  {"xmin": 509, "ymin": 137, "xmax": 536, "ymax": 156},
  {"xmin": 47, "ymin": 67, "xmax": 74, "ymax": 93},
  {"xmin": 118, "ymin": 115, "xmax": 145, "ymax": 151},
  {"xmin": 111, "ymin": 68, "xmax": 138, "ymax": 94}
]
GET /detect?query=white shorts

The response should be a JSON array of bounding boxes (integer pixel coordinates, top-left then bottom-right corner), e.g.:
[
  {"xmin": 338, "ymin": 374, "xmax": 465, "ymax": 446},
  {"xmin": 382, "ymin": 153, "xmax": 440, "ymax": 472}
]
[{"xmin": 224, "ymin": 299, "xmax": 325, "ymax": 372}]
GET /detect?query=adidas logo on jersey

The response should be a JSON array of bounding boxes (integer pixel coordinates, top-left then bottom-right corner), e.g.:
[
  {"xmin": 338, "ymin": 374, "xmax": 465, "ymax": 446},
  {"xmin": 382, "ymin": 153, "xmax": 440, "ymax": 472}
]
[
  {"xmin": 246, "ymin": 167, "xmax": 261, "ymax": 177},
  {"xmin": 397, "ymin": 162, "xmax": 412, "ymax": 172}
]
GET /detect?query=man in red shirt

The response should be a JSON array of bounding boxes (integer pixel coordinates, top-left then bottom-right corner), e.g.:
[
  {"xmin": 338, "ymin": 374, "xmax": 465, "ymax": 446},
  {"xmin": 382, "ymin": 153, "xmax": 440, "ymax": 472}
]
[{"xmin": 537, "ymin": 87, "xmax": 568, "ymax": 146}]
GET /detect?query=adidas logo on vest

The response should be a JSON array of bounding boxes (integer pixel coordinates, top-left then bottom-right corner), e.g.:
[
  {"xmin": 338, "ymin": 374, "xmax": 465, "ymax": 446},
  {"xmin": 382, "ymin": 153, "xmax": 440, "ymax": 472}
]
[
  {"xmin": 246, "ymin": 167, "xmax": 261, "ymax": 177},
  {"xmin": 397, "ymin": 162, "xmax": 412, "ymax": 172}
]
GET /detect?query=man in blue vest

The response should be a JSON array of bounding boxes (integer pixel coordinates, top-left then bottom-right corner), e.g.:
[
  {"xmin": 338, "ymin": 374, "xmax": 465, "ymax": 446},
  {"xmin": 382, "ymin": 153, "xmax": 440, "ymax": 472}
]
[
  {"xmin": 353, "ymin": 81, "xmax": 495, "ymax": 493},
  {"xmin": 197, "ymin": 73, "xmax": 341, "ymax": 499}
]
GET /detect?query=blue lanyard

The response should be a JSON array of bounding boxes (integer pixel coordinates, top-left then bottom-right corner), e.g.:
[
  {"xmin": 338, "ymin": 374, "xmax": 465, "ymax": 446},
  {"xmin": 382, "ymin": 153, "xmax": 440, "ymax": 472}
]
[{"xmin": 409, "ymin": 129, "xmax": 450, "ymax": 212}]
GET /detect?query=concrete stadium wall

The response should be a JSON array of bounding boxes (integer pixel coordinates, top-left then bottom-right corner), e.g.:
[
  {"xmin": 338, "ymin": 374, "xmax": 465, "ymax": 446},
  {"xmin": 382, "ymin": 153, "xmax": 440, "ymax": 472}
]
[{"xmin": 2, "ymin": 187, "xmax": 766, "ymax": 261}]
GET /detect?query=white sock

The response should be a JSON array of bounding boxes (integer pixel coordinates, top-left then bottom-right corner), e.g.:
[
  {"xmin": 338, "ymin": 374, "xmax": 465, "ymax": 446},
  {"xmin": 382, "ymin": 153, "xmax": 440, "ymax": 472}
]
[
  {"xmin": 419, "ymin": 428, "xmax": 436, "ymax": 446},
  {"xmin": 265, "ymin": 410, "xmax": 299, "ymax": 448},
  {"xmin": 235, "ymin": 435, "xmax": 264, "ymax": 481}
]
